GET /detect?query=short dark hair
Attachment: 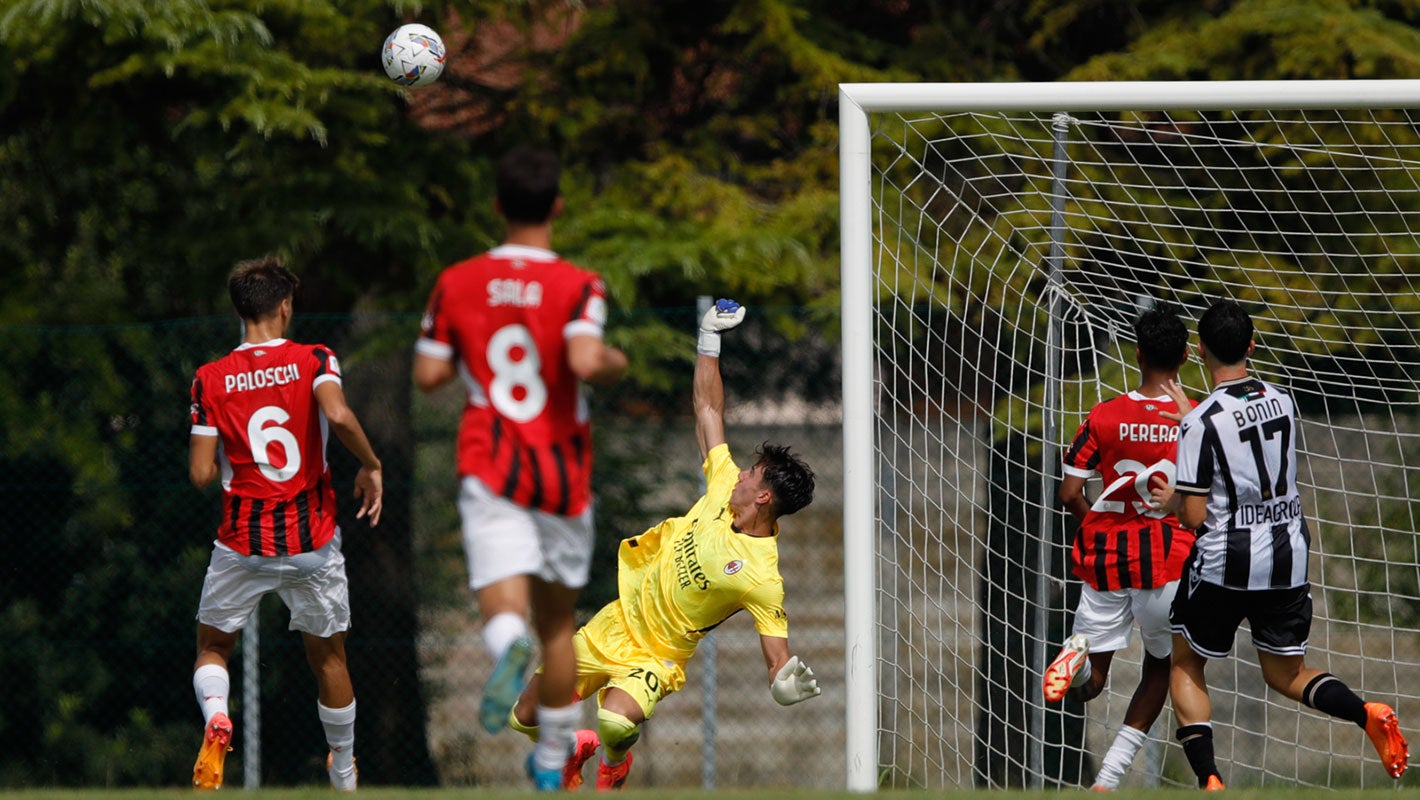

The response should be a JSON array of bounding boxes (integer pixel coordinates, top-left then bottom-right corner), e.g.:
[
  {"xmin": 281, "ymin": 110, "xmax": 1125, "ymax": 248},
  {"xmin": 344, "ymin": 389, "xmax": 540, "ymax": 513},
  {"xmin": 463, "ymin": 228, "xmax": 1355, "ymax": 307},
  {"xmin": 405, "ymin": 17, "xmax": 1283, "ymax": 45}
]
[
  {"xmin": 1198, "ymin": 299, "xmax": 1253, "ymax": 365},
  {"xmin": 1134, "ymin": 304, "xmax": 1188, "ymax": 372},
  {"xmin": 228, "ymin": 255, "xmax": 298, "ymax": 321},
  {"xmin": 756, "ymin": 442, "xmax": 815, "ymax": 518},
  {"xmin": 496, "ymin": 145, "xmax": 560, "ymax": 224}
]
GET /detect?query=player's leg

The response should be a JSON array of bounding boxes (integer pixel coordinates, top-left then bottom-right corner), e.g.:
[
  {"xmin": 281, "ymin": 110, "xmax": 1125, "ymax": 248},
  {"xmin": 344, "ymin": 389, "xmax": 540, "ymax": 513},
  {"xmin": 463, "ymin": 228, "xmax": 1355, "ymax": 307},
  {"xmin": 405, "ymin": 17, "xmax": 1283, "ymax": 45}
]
[
  {"xmin": 460, "ymin": 477, "xmax": 542, "ymax": 733},
  {"xmin": 285, "ymin": 537, "xmax": 357, "ymax": 791},
  {"xmin": 525, "ymin": 577, "xmax": 581, "ymax": 790},
  {"xmin": 192, "ymin": 543, "xmax": 268, "ymax": 790},
  {"xmin": 1092, "ymin": 585, "xmax": 1174, "ymax": 790},
  {"xmin": 596, "ymin": 688, "xmax": 649, "ymax": 791},
  {"xmin": 1170, "ymin": 581, "xmax": 1242, "ymax": 790},
  {"xmin": 1252, "ymin": 586, "xmax": 1408, "ymax": 779},
  {"xmin": 593, "ymin": 652, "xmax": 685, "ymax": 790},
  {"xmin": 1047, "ymin": 584, "xmax": 1130, "ymax": 703},
  {"xmin": 302, "ymin": 632, "xmax": 358, "ymax": 790},
  {"xmin": 510, "ymin": 616, "xmax": 610, "ymax": 790},
  {"xmin": 192, "ymin": 625, "xmax": 238, "ymax": 791}
]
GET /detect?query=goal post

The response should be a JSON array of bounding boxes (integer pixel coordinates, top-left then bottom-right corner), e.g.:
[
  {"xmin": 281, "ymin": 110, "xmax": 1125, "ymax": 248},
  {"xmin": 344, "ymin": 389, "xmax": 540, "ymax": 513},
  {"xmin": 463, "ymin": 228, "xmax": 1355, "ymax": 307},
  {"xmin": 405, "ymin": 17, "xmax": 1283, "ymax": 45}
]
[{"xmin": 840, "ymin": 80, "xmax": 1420, "ymax": 792}]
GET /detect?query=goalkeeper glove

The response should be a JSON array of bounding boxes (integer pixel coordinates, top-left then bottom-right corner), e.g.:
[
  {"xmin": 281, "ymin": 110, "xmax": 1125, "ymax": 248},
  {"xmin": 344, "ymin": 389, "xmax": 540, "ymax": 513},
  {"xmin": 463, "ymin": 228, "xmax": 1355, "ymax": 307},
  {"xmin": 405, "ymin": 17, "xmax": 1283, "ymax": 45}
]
[
  {"xmin": 698, "ymin": 298, "xmax": 746, "ymax": 357},
  {"xmin": 770, "ymin": 655, "xmax": 821, "ymax": 706}
]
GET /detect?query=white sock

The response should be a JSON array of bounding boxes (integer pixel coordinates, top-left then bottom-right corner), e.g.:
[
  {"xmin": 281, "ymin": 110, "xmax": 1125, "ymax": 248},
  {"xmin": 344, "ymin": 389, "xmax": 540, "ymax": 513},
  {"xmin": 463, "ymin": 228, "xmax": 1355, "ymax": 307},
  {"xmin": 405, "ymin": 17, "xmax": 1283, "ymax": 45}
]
[
  {"xmin": 1093, "ymin": 724, "xmax": 1147, "ymax": 789},
  {"xmin": 319, "ymin": 700, "xmax": 357, "ymax": 773},
  {"xmin": 1072, "ymin": 657, "xmax": 1093, "ymax": 687},
  {"xmin": 533, "ymin": 703, "xmax": 579, "ymax": 771},
  {"xmin": 193, "ymin": 664, "xmax": 230, "ymax": 724},
  {"xmin": 483, "ymin": 612, "xmax": 528, "ymax": 661}
]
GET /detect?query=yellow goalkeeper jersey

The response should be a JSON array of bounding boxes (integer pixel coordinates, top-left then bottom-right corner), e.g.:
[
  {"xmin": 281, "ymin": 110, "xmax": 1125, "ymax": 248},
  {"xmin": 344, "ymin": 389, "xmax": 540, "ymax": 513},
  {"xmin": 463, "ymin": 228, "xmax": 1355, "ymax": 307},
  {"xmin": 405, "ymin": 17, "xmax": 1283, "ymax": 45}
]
[{"xmin": 615, "ymin": 443, "xmax": 788, "ymax": 664}]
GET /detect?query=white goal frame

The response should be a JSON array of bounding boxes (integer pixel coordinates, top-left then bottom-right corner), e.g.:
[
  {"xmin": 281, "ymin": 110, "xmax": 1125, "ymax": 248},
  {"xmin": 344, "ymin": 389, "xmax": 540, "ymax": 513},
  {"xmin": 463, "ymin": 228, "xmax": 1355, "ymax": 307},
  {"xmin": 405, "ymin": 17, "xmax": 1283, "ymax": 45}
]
[{"xmin": 838, "ymin": 79, "xmax": 1420, "ymax": 792}]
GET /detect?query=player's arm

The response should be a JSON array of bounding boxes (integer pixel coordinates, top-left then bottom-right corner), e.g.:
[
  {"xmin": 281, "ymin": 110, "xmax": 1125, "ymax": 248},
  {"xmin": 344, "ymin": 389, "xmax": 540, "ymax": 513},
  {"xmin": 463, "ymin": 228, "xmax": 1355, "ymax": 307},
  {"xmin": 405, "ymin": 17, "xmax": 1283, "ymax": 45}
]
[
  {"xmin": 567, "ymin": 334, "xmax": 628, "ymax": 385},
  {"xmin": 1175, "ymin": 493, "xmax": 1207, "ymax": 530},
  {"xmin": 412, "ymin": 352, "xmax": 455, "ymax": 393},
  {"xmin": 314, "ymin": 381, "xmax": 384, "ymax": 526},
  {"xmin": 1058, "ymin": 474, "xmax": 1090, "ymax": 522},
  {"xmin": 760, "ymin": 634, "xmax": 821, "ymax": 706},
  {"xmin": 694, "ymin": 299, "xmax": 746, "ymax": 459},
  {"xmin": 189, "ymin": 434, "xmax": 219, "ymax": 488}
]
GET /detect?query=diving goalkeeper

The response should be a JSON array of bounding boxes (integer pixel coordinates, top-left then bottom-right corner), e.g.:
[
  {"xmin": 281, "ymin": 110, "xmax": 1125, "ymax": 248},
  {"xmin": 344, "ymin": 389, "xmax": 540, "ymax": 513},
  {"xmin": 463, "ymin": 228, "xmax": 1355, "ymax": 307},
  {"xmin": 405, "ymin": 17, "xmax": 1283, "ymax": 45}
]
[{"xmin": 508, "ymin": 298, "xmax": 822, "ymax": 791}]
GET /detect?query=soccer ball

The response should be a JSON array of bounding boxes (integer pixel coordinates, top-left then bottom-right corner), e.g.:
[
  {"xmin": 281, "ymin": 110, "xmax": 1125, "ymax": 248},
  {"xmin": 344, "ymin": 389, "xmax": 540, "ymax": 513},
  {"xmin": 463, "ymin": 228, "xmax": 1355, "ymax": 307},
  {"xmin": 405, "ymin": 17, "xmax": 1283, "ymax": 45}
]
[{"xmin": 382, "ymin": 23, "xmax": 447, "ymax": 88}]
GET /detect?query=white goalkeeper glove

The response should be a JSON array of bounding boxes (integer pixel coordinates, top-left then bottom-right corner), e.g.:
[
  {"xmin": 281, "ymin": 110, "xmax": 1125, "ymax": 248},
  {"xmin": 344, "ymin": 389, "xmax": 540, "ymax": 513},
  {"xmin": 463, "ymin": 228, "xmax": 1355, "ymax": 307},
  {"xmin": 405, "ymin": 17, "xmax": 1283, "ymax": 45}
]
[
  {"xmin": 698, "ymin": 298, "xmax": 746, "ymax": 357},
  {"xmin": 770, "ymin": 655, "xmax": 821, "ymax": 706}
]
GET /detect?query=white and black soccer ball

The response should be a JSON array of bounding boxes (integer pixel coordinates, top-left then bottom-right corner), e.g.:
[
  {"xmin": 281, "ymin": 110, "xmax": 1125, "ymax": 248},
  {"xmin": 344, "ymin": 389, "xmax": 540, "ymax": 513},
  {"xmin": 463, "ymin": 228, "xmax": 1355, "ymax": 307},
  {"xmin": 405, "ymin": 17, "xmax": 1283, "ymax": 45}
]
[{"xmin": 382, "ymin": 23, "xmax": 447, "ymax": 88}]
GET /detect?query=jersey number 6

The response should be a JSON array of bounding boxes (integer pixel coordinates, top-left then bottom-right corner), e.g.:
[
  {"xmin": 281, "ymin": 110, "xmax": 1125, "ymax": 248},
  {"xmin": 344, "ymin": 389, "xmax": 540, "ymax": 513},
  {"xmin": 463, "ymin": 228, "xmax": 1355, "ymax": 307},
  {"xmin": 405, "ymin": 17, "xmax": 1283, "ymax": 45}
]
[{"xmin": 248, "ymin": 405, "xmax": 302, "ymax": 483}]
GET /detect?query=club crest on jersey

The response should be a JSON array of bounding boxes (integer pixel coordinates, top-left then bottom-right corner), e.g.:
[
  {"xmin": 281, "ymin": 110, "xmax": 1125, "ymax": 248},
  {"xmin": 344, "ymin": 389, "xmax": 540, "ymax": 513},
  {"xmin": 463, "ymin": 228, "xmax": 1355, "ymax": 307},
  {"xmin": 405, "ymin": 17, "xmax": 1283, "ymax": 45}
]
[{"xmin": 724, "ymin": 560, "xmax": 743, "ymax": 575}]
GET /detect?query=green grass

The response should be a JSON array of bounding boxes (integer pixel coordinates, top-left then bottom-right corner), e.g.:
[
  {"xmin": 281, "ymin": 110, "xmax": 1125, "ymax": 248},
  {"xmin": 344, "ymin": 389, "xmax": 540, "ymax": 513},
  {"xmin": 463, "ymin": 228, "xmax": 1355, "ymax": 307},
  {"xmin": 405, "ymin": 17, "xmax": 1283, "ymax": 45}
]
[{"xmin": 0, "ymin": 789, "xmax": 1410, "ymax": 799}]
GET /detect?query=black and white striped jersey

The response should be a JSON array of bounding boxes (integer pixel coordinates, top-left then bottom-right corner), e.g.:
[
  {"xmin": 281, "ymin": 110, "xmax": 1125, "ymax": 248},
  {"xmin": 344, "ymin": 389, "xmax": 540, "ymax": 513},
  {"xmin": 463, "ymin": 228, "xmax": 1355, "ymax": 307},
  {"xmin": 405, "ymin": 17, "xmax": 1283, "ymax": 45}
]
[{"xmin": 1174, "ymin": 376, "xmax": 1311, "ymax": 590}]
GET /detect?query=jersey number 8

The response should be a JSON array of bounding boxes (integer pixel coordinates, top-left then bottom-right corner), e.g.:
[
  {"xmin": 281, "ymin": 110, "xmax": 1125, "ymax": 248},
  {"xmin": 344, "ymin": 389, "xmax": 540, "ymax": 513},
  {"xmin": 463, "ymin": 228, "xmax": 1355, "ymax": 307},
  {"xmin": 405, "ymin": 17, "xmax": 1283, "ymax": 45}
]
[{"xmin": 487, "ymin": 324, "xmax": 548, "ymax": 423}]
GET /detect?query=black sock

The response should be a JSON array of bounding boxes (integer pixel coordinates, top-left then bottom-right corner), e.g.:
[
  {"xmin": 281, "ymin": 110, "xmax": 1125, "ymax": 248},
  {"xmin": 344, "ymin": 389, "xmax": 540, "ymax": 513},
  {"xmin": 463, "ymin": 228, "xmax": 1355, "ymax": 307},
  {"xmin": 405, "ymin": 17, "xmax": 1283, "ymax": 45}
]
[
  {"xmin": 1302, "ymin": 673, "xmax": 1367, "ymax": 727},
  {"xmin": 1176, "ymin": 723, "xmax": 1220, "ymax": 787}
]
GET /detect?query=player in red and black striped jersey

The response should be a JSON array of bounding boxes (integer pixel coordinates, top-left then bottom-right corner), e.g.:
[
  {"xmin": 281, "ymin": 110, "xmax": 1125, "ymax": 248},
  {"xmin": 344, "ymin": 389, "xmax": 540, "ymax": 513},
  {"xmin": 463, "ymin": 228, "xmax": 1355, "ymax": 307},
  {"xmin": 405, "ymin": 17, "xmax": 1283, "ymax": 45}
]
[
  {"xmin": 1045, "ymin": 305, "xmax": 1194, "ymax": 790},
  {"xmin": 187, "ymin": 256, "xmax": 382, "ymax": 791},
  {"xmin": 413, "ymin": 146, "xmax": 628, "ymax": 788}
]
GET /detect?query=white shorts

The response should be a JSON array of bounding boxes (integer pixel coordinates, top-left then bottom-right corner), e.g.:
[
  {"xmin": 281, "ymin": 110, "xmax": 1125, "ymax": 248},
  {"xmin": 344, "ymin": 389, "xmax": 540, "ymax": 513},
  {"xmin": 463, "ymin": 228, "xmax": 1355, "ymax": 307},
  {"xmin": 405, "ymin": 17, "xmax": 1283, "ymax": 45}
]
[
  {"xmin": 196, "ymin": 534, "xmax": 350, "ymax": 638},
  {"xmin": 1071, "ymin": 581, "xmax": 1178, "ymax": 659},
  {"xmin": 459, "ymin": 476, "xmax": 594, "ymax": 591}
]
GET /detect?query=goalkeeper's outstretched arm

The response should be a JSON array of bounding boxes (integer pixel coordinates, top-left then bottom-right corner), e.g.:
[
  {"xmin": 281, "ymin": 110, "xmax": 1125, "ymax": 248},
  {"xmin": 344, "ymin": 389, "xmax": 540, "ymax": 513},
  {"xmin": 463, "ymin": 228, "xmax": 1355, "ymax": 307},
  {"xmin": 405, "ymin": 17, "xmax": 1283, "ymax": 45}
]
[
  {"xmin": 761, "ymin": 634, "xmax": 821, "ymax": 706},
  {"xmin": 693, "ymin": 298, "xmax": 745, "ymax": 460}
]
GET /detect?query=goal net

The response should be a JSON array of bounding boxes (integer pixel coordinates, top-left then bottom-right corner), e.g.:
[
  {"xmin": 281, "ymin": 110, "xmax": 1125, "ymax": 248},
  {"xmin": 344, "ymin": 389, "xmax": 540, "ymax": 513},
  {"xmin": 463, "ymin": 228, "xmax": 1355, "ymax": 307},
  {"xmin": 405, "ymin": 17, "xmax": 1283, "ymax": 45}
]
[{"xmin": 839, "ymin": 81, "xmax": 1420, "ymax": 791}]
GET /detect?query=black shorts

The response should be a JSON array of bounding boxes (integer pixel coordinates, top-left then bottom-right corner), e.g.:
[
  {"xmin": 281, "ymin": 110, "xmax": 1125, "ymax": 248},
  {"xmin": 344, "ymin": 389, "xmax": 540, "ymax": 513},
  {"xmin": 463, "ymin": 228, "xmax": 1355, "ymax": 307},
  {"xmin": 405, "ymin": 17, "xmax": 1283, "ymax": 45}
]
[{"xmin": 1169, "ymin": 579, "xmax": 1311, "ymax": 659}]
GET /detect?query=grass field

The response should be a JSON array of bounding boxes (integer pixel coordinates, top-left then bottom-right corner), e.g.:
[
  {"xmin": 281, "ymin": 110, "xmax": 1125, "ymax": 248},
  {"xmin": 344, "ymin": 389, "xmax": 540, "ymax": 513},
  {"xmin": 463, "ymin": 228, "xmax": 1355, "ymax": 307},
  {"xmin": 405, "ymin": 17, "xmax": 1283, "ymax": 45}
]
[{"xmin": 0, "ymin": 789, "xmax": 1408, "ymax": 800}]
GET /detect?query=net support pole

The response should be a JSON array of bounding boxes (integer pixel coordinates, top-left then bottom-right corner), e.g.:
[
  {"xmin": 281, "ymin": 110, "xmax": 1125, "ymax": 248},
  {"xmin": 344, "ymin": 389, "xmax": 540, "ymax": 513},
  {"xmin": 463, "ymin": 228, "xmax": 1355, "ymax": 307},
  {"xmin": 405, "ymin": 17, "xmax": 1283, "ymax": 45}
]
[
  {"xmin": 1030, "ymin": 111, "xmax": 1072, "ymax": 788},
  {"xmin": 839, "ymin": 87, "xmax": 878, "ymax": 793},
  {"xmin": 243, "ymin": 607, "xmax": 261, "ymax": 790}
]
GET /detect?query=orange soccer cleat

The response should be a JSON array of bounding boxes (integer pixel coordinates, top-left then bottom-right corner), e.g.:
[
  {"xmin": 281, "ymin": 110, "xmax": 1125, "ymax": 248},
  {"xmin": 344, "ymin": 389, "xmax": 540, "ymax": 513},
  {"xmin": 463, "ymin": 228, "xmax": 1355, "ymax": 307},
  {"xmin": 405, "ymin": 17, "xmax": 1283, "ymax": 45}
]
[
  {"xmin": 563, "ymin": 729, "xmax": 601, "ymax": 790},
  {"xmin": 1203, "ymin": 774, "xmax": 1226, "ymax": 791},
  {"xmin": 192, "ymin": 712, "xmax": 234, "ymax": 790},
  {"xmin": 595, "ymin": 750, "xmax": 633, "ymax": 791},
  {"xmin": 1364, "ymin": 702, "xmax": 1409, "ymax": 779},
  {"xmin": 1042, "ymin": 634, "xmax": 1089, "ymax": 703}
]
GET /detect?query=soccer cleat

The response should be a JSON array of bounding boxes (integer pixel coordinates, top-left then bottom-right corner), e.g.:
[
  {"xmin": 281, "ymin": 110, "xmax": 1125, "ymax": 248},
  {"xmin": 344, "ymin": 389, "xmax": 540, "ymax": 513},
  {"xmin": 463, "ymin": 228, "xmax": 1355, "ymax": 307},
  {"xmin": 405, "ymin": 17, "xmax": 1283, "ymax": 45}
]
[
  {"xmin": 1364, "ymin": 702, "xmax": 1409, "ymax": 779},
  {"xmin": 481, "ymin": 635, "xmax": 533, "ymax": 733},
  {"xmin": 526, "ymin": 752, "xmax": 562, "ymax": 792},
  {"xmin": 564, "ymin": 729, "xmax": 601, "ymax": 790},
  {"xmin": 1090, "ymin": 785, "xmax": 1113, "ymax": 792},
  {"xmin": 1042, "ymin": 634, "xmax": 1090, "ymax": 702},
  {"xmin": 595, "ymin": 751, "xmax": 633, "ymax": 791},
  {"xmin": 1203, "ymin": 774, "xmax": 1225, "ymax": 791},
  {"xmin": 192, "ymin": 712, "xmax": 233, "ymax": 790},
  {"xmin": 326, "ymin": 751, "xmax": 357, "ymax": 792}
]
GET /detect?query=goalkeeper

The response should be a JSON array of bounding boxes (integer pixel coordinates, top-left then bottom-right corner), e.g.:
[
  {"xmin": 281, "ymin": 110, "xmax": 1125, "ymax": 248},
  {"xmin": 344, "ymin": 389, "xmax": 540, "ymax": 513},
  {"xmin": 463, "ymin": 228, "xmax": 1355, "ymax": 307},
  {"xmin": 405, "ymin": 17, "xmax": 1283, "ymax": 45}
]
[{"xmin": 508, "ymin": 298, "xmax": 822, "ymax": 791}]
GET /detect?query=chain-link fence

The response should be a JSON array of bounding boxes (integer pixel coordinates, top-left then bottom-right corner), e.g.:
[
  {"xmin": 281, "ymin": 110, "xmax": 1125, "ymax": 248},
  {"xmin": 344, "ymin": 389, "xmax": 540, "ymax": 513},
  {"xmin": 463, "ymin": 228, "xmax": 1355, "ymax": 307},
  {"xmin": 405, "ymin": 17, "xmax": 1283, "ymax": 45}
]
[{"xmin": 0, "ymin": 308, "xmax": 844, "ymax": 789}]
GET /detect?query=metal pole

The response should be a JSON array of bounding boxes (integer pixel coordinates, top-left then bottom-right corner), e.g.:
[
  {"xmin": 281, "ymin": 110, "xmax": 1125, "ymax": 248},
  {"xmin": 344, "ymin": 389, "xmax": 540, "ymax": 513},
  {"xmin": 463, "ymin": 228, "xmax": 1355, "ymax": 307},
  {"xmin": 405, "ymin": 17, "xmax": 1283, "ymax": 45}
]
[
  {"xmin": 1030, "ymin": 111, "xmax": 1072, "ymax": 788},
  {"xmin": 696, "ymin": 295, "xmax": 718, "ymax": 790},
  {"xmin": 243, "ymin": 607, "xmax": 261, "ymax": 790}
]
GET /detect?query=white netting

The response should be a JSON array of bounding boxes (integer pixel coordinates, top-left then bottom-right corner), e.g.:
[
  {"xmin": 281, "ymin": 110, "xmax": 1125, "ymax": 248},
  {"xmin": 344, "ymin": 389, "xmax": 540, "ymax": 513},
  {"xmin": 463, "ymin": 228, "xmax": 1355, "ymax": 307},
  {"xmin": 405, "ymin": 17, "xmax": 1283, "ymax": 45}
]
[{"xmin": 864, "ymin": 103, "xmax": 1420, "ymax": 789}]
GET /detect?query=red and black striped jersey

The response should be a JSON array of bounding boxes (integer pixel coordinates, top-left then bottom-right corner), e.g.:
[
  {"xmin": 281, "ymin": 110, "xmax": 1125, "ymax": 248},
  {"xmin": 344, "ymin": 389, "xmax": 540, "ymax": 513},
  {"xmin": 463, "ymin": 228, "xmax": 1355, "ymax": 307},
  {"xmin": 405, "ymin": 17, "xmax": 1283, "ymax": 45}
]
[
  {"xmin": 1062, "ymin": 390, "xmax": 1195, "ymax": 591},
  {"xmin": 416, "ymin": 244, "xmax": 609, "ymax": 516},
  {"xmin": 190, "ymin": 339, "xmax": 341, "ymax": 556}
]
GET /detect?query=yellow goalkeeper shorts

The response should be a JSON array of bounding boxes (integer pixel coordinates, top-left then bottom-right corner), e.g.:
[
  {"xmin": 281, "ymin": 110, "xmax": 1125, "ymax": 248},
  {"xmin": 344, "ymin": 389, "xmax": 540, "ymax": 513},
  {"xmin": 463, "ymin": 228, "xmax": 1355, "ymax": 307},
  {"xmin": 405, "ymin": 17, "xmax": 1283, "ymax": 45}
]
[{"xmin": 569, "ymin": 599, "xmax": 686, "ymax": 720}]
